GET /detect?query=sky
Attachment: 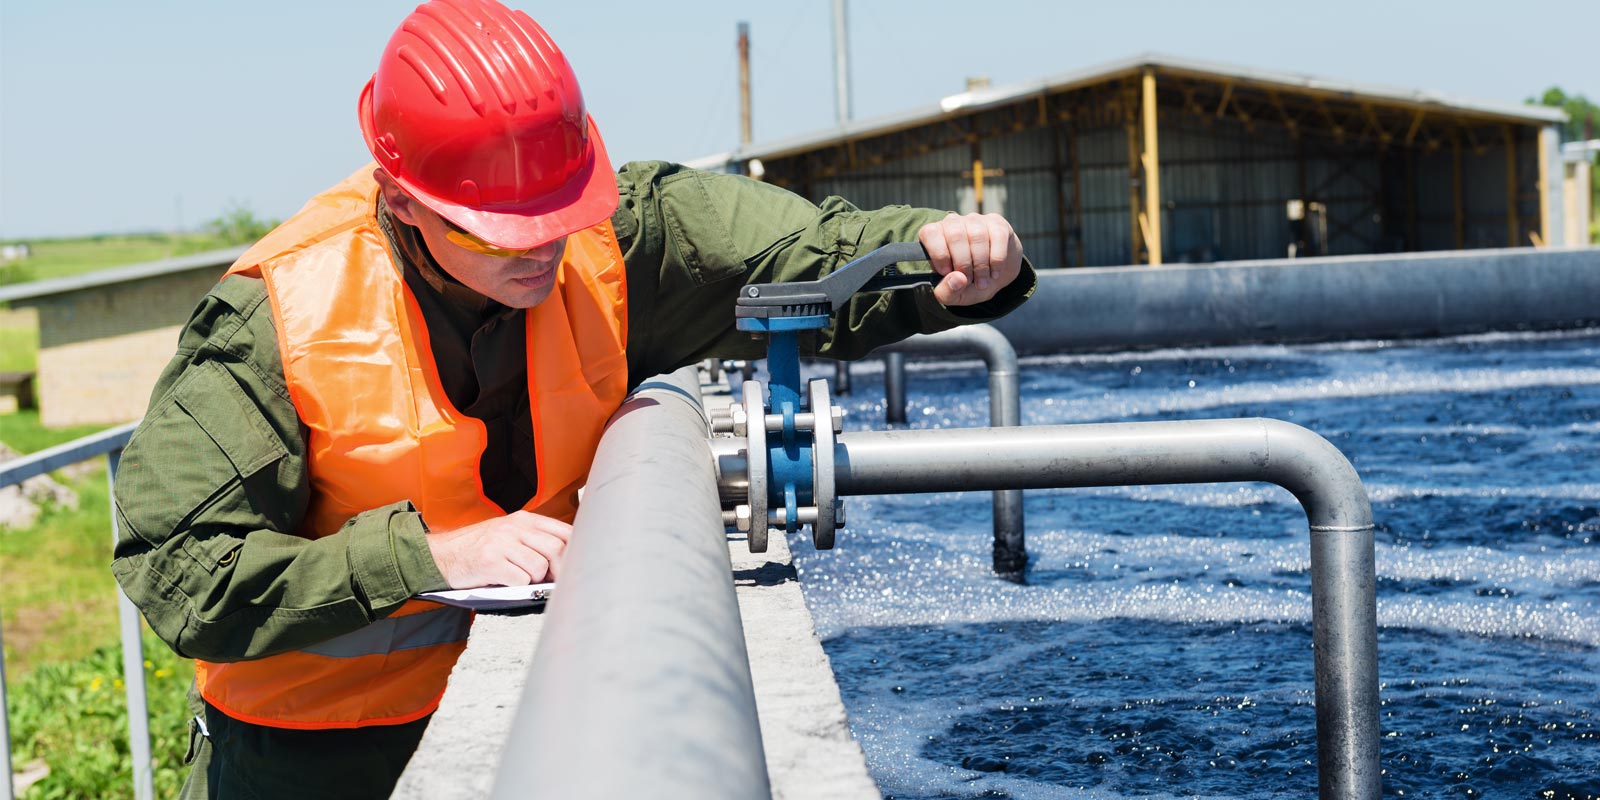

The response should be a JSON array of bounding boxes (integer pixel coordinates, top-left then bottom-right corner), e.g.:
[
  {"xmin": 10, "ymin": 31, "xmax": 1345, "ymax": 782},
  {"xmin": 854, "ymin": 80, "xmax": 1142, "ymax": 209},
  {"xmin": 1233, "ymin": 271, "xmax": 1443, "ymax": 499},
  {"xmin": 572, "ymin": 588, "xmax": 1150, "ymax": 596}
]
[{"xmin": 2, "ymin": 0, "xmax": 1596, "ymax": 240}]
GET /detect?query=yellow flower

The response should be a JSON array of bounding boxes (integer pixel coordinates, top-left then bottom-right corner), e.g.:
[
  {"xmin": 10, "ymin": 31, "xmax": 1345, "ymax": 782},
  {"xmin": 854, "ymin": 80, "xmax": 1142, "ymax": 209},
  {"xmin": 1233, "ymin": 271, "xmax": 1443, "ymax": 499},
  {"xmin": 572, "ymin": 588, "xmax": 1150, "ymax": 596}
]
[
  {"xmin": 154, "ymin": 669, "xmax": 172, "ymax": 679},
  {"xmin": 114, "ymin": 679, "xmax": 124, "ymax": 689},
  {"xmin": 89, "ymin": 677, "xmax": 104, "ymax": 692},
  {"xmin": 144, "ymin": 660, "xmax": 153, "ymax": 669}
]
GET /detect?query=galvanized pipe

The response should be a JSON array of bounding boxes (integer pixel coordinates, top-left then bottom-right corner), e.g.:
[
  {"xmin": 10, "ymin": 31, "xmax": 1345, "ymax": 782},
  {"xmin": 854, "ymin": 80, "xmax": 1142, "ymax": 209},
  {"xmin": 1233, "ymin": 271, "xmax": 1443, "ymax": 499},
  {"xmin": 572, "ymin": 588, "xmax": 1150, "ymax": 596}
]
[
  {"xmin": 106, "ymin": 450, "xmax": 155, "ymax": 800},
  {"xmin": 877, "ymin": 324, "xmax": 1026, "ymax": 577},
  {"xmin": 830, "ymin": 418, "xmax": 1380, "ymax": 799},
  {"xmin": 493, "ymin": 367, "xmax": 770, "ymax": 799},
  {"xmin": 882, "ymin": 351, "xmax": 907, "ymax": 424},
  {"xmin": 0, "ymin": 607, "xmax": 11, "ymax": 800}
]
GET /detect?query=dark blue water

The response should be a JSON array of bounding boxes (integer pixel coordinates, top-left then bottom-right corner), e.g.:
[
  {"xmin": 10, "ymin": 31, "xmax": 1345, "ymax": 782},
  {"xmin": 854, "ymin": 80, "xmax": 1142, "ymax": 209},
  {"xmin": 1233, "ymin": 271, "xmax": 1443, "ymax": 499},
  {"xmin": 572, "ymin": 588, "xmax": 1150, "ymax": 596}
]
[{"xmin": 790, "ymin": 330, "xmax": 1600, "ymax": 799}]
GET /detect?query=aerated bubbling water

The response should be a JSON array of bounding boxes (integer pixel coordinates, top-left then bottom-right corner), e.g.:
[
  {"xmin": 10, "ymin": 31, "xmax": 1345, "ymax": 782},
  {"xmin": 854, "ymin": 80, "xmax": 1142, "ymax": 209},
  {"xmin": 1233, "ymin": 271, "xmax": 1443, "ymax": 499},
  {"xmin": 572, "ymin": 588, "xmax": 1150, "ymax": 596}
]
[{"xmin": 788, "ymin": 329, "xmax": 1600, "ymax": 799}]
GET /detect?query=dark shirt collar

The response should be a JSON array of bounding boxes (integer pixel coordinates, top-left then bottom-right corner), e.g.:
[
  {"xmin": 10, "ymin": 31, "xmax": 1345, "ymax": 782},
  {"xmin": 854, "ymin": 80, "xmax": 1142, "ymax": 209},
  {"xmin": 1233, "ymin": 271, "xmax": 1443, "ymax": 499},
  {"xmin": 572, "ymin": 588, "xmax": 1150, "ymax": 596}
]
[{"xmin": 375, "ymin": 195, "xmax": 519, "ymax": 322}]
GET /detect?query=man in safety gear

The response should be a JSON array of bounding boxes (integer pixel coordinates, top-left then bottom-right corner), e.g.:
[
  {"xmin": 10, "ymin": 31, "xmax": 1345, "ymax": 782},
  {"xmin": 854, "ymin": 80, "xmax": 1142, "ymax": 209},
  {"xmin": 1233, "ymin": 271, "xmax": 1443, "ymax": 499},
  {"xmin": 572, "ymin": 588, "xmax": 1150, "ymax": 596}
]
[{"xmin": 111, "ymin": 0, "xmax": 1033, "ymax": 796}]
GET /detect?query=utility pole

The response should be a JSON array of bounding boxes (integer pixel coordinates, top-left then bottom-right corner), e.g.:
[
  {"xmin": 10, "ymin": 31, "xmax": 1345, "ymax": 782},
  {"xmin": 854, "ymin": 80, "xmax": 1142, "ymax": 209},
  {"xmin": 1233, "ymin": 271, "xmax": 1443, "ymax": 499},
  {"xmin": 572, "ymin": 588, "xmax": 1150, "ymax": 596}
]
[
  {"xmin": 737, "ymin": 22, "xmax": 753, "ymax": 147},
  {"xmin": 831, "ymin": 0, "xmax": 852, "ymax": 123}
]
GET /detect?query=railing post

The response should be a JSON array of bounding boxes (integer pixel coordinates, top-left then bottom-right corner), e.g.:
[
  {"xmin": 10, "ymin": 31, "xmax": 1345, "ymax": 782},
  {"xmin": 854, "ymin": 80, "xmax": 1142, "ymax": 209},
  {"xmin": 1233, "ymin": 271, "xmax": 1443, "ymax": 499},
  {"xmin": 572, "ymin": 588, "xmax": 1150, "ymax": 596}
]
[
  {"xmin": 2, "ymin": 605, "xmax": 13, "ymax": 800},
  {"xmin": 107, "ymin": 450, "xmax": 154, "ymax": 800}
]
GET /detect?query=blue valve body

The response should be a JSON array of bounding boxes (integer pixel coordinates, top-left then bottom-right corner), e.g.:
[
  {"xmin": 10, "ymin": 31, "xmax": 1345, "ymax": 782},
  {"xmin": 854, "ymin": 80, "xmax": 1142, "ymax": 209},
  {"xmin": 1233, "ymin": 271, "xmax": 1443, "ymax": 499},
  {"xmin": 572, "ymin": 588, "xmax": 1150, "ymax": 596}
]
[{"xmin": 736, "ymin": 315, "xmax": 829, "ymax": 531}]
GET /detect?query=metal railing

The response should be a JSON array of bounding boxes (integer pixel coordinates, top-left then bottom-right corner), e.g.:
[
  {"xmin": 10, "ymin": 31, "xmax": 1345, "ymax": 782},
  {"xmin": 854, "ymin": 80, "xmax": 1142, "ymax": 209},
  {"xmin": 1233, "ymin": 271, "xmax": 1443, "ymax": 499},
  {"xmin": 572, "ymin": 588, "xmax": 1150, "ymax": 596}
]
[
  {"xmin": 0, "ymin": 421, "xmax": 149, "ymax": 800},
  {"xmin": 493, "ymin": 367, "xmax": 770, "ymax": 798}
]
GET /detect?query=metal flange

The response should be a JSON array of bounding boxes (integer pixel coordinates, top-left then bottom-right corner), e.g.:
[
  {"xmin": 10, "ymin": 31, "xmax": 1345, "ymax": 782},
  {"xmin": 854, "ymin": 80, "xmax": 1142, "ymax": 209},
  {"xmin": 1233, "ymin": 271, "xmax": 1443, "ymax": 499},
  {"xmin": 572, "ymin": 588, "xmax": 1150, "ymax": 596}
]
[
  {"xmin": 742, "ymin": 380, "xmax": 770, "ymax": 552},
  {"xmin": 808, "ymin": 378, "xmax": 838, "ymax": 549}
]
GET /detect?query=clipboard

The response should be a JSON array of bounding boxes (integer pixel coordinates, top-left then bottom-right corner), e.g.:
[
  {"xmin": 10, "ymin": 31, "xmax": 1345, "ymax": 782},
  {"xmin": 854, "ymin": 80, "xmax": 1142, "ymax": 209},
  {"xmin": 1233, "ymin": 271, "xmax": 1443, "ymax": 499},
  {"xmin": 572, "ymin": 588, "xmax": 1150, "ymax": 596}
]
[{"xmin": 417, "ymin": 583, "xmax": 554, "ymax": 611}]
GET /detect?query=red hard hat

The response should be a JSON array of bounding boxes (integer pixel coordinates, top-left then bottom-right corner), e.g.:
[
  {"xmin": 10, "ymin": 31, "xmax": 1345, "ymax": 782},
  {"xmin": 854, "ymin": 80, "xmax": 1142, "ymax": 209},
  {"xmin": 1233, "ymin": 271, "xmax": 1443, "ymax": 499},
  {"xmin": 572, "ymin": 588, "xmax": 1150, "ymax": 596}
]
[{"xmin": 358, "ymin": 0, "xmax": 617, "ymax": 249}]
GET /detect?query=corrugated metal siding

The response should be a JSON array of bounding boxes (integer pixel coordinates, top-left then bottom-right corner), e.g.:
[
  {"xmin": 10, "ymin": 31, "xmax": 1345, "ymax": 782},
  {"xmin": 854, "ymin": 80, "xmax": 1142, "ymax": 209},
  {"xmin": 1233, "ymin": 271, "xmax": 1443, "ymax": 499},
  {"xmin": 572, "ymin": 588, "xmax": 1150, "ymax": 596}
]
[
  {"xmin": 1463, "ymin": 142, "xmax": 1509, "ymax": 248},
  {"xmin": 1162, "ymin": 119, "xmax": 1302, "ymax": 261},
  {"xmin": 769, "ymin": 91, "xmax": 1545, "ymax": 268},
  {"xmin": 1415, "ymin": 149, "xmax": 1457, "ymax": 251},
  {"xmin": 1077, "ymin": 126, "xmax": 1133, "ymax": 265}
]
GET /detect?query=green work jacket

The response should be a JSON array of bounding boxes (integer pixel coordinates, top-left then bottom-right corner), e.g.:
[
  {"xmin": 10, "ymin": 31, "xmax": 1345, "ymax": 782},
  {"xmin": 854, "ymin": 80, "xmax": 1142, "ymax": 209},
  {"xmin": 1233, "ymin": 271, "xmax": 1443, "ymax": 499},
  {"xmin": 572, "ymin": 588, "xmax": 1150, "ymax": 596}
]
[{"xmin": 110, "ymin": 161, "xmax": 1035, "ymax": 663}]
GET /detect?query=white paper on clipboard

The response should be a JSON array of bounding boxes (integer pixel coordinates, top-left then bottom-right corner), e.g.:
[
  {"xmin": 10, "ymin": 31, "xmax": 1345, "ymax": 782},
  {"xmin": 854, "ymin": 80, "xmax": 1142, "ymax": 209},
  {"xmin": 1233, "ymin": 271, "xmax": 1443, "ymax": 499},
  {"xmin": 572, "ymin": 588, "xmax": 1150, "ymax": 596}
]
[{"xmin": 417, "ymin": 583, "xmax": 554, "ymax": 611}]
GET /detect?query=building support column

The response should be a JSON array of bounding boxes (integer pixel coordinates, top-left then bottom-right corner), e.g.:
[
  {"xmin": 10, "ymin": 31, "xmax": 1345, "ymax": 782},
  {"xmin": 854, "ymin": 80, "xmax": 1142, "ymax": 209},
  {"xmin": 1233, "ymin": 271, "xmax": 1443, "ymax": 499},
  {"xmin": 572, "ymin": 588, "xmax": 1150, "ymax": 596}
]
[
  {"xmin": 1141, "ymin": 68, "xmax": 1164, "ymax": 265},
  {"xmin": 1537, "ymin": 124, "xmax": 1555, "ymax": 247}
]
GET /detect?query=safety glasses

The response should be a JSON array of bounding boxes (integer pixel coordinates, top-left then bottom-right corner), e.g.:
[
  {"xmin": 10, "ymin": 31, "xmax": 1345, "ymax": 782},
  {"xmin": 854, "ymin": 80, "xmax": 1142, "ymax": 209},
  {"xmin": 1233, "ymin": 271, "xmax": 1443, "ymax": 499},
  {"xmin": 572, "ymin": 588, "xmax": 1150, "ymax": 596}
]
[{"xmin": 441, "ymin": 219, "xmax": 536, "ymax": 258}]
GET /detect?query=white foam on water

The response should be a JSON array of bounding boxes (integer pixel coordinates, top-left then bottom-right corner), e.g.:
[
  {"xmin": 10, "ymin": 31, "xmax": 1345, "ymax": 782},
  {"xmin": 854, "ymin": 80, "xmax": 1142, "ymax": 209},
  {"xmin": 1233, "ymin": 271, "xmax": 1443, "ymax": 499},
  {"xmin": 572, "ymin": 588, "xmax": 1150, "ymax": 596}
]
[
  {"xmin": 1024, "ymin": 367, "xmax": 1600, "ymax": 424},
  {"xmin": 802, "ymin": 516, "xmax": 1600, "ymax": 646}
]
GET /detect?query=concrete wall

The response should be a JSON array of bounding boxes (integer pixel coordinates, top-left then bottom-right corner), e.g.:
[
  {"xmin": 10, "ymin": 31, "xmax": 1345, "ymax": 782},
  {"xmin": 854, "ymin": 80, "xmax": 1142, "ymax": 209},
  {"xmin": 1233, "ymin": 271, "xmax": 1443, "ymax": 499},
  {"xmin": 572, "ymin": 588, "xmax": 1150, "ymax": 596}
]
[
  {"xmin": 992, "ymin": 246, "xmax": 1600, "ymax": 354},
  {"xmin": 26, "ymin": 268, "xmax": 222, "ymax": 426}
]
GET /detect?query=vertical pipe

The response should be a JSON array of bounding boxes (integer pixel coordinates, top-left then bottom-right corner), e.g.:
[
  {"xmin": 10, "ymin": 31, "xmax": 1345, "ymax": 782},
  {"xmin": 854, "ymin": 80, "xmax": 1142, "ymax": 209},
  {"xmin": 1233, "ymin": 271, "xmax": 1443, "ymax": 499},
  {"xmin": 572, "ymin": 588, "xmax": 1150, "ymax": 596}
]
[
  {"xmin": 877, "ymin": 326, "xmax": 1026, "ymax": 577},
  {"xmin": 737, "ymin": 22, "xmax": 752, "ymax": 147},
  {"xmin": 985, "ymin": 344, "xmax": 1025, "ymax": 579},
  {"xmin": 109, "ymin": 450, "xmax": 154, "ymax": 800},
  {"xmin": 1142, "ymin": 68, "xmax": 1163, "ymax": 265},
  {"xmin": 1505, "ymin": 125, "xmax": 1520, "ymax": 246},
  {"xmin": 1311, "ymin": 524, "xmax": 1381, "ymax": 800},
  {"xmin": 833, "ymin": 360, "xmax": 852, "ymax": 395},
  {"xmin": 883, "ymin": 351, "xmax": 907, "ymax": 424},
  {"xmin": 831, "ymin": 0, "xmax": 852, "ymax": 124}
]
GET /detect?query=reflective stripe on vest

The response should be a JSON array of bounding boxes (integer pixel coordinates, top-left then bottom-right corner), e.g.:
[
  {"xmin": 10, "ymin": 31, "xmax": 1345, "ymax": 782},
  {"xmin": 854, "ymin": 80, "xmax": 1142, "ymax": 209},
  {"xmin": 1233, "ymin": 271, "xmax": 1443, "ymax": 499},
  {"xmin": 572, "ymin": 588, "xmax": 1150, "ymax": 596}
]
[
  {"xmin": 196, "ymin": 164, "xmax": 629, "ymax": 729},
  {"xmin": 299, "ymin": 605, "xmax": 474, "ymax": 659}
]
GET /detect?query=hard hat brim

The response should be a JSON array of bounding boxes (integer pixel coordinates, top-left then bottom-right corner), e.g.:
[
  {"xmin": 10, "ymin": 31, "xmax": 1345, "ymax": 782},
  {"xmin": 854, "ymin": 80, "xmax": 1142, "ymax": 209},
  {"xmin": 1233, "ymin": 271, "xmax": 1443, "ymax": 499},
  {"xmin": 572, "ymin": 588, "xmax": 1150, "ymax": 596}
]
[{"xmin": 360, "ymin": 80, "xmax": 619, "ymax": 250}]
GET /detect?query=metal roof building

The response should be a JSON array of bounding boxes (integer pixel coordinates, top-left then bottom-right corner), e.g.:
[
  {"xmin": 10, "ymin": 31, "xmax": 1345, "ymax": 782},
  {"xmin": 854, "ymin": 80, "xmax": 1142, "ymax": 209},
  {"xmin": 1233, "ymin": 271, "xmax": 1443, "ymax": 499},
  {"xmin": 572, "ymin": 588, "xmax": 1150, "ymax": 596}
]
[{"xmin": 699, "ymin": 54, "xmax": 1568, "ymax": 268}]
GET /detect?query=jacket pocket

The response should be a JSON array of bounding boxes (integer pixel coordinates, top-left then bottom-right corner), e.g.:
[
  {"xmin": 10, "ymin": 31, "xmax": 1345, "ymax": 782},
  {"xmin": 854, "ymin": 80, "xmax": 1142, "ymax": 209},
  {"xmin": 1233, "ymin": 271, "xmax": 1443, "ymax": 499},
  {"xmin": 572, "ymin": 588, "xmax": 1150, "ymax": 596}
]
[{"xmin": 116, "ymin": 360, "xmax": 287, "ymax": 572}]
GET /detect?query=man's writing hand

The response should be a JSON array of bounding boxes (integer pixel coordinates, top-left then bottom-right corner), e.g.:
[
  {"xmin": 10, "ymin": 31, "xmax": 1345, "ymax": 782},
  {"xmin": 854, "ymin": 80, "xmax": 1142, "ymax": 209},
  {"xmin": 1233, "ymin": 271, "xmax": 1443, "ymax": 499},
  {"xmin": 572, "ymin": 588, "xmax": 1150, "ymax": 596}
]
[
  {"xmin": 917, "ymin": 212, "xmax": 1024, "ymax": 307},
  {"xmin": 426, "ymin": 510, "xmax": 572, "ymax": 588}
]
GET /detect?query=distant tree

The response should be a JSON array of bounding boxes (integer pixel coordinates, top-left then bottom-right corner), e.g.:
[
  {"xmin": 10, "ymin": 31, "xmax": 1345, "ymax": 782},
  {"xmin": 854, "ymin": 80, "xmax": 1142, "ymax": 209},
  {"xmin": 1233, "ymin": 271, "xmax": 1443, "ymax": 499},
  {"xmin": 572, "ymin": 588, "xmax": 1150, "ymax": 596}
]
[
  {"xmin": 1529, "ymin": 87, "xmax": 1598, "ymax": 144},
  {"xmin": 206, "ymin": 201, "xmax": 279, "ymax": 246}
]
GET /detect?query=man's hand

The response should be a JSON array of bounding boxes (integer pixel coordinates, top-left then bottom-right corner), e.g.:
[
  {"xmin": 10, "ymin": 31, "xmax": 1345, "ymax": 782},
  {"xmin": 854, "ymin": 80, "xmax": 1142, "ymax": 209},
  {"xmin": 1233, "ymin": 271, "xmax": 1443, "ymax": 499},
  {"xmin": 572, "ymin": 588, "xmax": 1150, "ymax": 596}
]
[
  {"xmin": 426, "ymin": 511, "xmax": 572, "ymax": 588},
  {"xmin": 918, "ymin": 212, "xmax": 1024, "ymax": 307}
]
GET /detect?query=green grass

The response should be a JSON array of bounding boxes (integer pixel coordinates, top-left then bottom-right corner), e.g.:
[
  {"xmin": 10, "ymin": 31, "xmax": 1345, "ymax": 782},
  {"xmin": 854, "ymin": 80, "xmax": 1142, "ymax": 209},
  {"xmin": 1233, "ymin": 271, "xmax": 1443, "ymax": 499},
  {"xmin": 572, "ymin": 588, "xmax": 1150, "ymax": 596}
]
[
  {"xmin": 7, "ymin": 630, "xmax": 192, "ymax": 799},
  {"xmin": 0, "ymin": 410, "xmax": 112, "ymax": 456},
  {"xmin": 0, "ymin": 310, "xmax": 38, "ymax": 373},
  {"xmin": 0, "ymin": 462, "xmax": 120, "ymax": 673},
  {"xmin": 0, "ymin": 233, "xmax": 234, "ymax": 285}
]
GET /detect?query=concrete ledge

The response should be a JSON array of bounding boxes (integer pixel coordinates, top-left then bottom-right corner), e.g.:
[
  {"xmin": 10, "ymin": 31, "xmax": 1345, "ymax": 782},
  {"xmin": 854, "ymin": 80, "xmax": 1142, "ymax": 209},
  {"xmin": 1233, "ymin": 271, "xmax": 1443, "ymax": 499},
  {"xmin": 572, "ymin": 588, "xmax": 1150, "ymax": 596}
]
[
  {"xmin": 392, "ymin": 535, "xmax": 878, "ymax": 799},
  {"xmin": 994, "ymin": 246, "xmax": 1600, "ymax": 353},
  {"xmin": 732, "ymin": 532, "xmax": 880, "ymax": 800}
]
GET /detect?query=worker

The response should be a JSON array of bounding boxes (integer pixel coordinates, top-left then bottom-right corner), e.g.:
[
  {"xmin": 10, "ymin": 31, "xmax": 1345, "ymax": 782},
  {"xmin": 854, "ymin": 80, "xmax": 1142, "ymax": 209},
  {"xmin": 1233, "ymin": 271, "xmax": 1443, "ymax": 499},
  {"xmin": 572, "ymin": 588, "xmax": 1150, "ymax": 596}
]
[{"xmin": 110, "ymin": 0, "xmax": 1034, "ymax": 797}]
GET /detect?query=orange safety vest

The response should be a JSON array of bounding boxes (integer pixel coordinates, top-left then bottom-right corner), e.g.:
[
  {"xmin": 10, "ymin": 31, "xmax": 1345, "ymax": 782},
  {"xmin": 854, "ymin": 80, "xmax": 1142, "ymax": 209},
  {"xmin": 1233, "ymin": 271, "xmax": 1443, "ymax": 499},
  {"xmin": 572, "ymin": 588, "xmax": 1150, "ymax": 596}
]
[{"xmin": 195, "ymin": 165, "xmax": 628, "ymax": 729}]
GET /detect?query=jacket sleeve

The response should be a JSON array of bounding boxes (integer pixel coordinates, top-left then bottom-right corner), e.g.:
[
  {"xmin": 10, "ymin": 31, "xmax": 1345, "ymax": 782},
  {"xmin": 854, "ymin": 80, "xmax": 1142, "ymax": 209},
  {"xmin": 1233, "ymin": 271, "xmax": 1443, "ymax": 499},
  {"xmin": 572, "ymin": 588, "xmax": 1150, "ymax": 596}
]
[
  {"xmin": 110, "ymin": 275, "xmax": 449, "ymax": 663},
  {"xmin": 611, "ymin": 161, "xmax": 1036, "ymax": 384}
]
